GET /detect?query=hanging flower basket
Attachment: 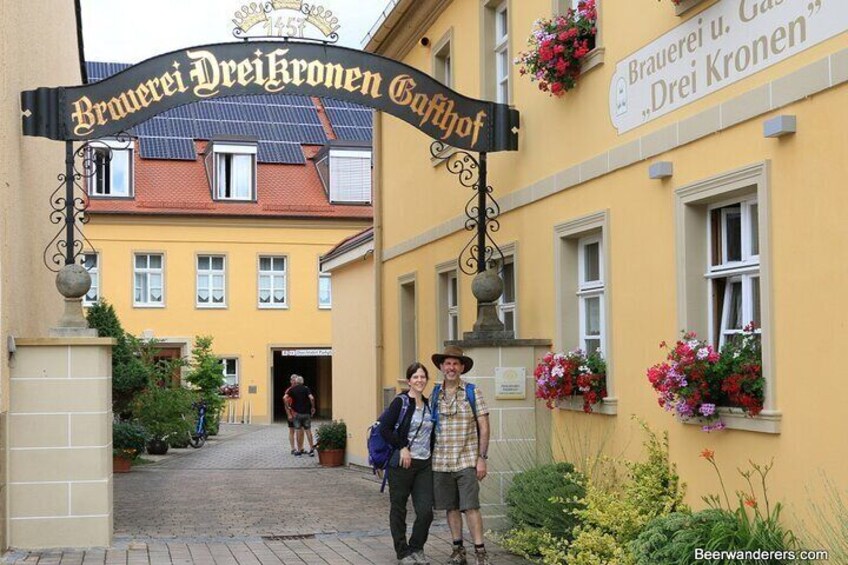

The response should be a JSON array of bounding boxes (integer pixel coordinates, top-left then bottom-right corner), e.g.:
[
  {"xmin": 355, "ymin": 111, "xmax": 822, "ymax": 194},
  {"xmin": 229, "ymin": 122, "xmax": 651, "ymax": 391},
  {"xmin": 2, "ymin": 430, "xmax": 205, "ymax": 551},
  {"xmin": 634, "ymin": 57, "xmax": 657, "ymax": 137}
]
[
  {"xmin": 646, "ymin": 325, "xmax": 764, "ymax": 432},
  {"xmin": 535, "ymin": 349, "xmax": 607, "ymax": 412},
  {"xmin": 515, "ymin": 0, "xmax": 597, "ymax": 96}
]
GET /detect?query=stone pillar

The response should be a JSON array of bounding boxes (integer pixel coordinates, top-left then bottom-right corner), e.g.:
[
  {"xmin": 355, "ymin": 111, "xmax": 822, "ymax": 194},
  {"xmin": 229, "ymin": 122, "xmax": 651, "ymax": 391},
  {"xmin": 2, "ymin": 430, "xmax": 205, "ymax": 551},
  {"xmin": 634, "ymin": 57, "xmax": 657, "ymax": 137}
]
[
  {"xmin": 454, "ymin": 338, "xmax": 551, "ymax": 530},
  {"xmin": 7, "ymin": 337, "xmax": 115, "ymax": 549}
]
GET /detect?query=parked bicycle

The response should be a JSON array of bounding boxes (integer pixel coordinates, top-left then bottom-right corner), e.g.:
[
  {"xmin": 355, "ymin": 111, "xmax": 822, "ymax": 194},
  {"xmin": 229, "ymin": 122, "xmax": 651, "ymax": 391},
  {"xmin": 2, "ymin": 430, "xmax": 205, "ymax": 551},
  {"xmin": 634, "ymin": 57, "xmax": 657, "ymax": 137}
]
[{"xmin": 189, "ymin": 400, "xmax": 208, "ymax": 448}]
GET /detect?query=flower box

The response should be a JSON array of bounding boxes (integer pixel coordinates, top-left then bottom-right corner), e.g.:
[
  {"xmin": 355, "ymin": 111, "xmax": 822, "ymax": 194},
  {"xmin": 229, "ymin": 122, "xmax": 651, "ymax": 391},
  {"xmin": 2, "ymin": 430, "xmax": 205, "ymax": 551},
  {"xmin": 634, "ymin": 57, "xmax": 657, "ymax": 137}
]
[
  {"xmin": 535, "ymin": 349, "xmax": 607, "ymax": 413},
  {"xmin": 647, "ymin": 326, "xmax": 765, "ymax": 432},
  {"xmin": 516, "ymin": 0, "xmax": 598, "ymax": 96}
]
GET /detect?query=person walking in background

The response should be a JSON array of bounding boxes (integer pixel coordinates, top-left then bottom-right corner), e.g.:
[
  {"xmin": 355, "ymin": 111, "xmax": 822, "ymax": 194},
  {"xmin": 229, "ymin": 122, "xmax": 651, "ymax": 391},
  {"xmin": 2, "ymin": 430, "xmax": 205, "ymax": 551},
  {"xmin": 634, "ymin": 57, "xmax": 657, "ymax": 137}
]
[
  {"xmin": 430, "ymin": 346, "xmax": 491, "ymax": 565},
  {"xmin": 284, "ymin": 375, "xmax": 316, "ymax": 456},
  {"xmin": 284, "ymin": 374, "xmax": 298, "ymax": 455},
  {"xmin": 381, "ymin": 362, "xmax": 435, "ymax": 564}
]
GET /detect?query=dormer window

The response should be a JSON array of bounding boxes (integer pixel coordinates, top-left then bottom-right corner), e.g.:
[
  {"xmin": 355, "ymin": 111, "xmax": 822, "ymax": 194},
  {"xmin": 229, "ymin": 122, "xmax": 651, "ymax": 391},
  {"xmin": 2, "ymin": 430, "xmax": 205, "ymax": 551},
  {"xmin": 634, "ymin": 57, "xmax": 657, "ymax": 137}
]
[
  {"xmin": 88, "ymin": 139, "xmax": 133, "ymax": 197},
  {"xmin": 315, "ymin": 145, "xmax": 372, "ymax": 204},
  {"xmin": 204, "ymin": 141, "xmax": 257, "ymax": 201}
]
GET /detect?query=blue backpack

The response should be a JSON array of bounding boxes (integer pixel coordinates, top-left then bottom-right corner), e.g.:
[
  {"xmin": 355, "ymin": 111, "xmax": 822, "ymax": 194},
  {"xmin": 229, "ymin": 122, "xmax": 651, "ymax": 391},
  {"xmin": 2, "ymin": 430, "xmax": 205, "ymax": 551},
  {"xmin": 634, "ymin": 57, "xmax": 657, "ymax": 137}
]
[
  {"xmin": 430, "ymin": 382, "xmax": 478, "ymax": 431},
  {"xmin": 367, "ymin": 395, "xmax": 410, "ymax": 492}
]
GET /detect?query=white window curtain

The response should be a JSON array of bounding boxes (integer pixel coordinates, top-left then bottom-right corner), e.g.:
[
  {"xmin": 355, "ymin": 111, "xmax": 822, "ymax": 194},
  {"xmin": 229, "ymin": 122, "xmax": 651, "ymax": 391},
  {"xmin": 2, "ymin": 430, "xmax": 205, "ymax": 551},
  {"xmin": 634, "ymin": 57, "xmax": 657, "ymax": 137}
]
[{"xmin": 231, "ymin": 154, "xmax": 252, "ymax": 199}]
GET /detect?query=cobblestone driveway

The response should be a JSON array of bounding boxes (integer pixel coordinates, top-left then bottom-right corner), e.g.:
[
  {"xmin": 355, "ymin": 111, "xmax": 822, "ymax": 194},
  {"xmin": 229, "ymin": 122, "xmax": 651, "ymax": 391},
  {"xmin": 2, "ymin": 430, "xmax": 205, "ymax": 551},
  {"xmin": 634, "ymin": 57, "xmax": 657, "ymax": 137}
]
[{"xmin": 5, "ymin": 424, "xmax": 529, "ymax": 565}]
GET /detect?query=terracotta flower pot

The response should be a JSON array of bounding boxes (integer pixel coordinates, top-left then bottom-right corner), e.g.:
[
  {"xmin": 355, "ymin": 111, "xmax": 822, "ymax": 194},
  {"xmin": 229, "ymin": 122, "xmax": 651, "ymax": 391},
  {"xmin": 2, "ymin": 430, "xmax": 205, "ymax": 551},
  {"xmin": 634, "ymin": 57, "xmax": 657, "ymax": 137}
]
[
  {"xmin": 113, "ymin": 454, "xmax": 132, "ymax": 473},
  {"xmin": 317, "ymin": 448, "xmax": 345, "ymax": 467}
]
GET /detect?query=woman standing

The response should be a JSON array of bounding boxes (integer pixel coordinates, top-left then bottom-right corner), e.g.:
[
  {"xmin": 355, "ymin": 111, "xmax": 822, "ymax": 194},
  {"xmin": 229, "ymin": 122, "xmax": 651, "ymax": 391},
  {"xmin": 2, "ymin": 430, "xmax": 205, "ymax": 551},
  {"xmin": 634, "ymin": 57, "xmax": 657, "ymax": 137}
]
[{"xmin": 381, "ymin": 362, "xmax": 435, "ymax": 565}]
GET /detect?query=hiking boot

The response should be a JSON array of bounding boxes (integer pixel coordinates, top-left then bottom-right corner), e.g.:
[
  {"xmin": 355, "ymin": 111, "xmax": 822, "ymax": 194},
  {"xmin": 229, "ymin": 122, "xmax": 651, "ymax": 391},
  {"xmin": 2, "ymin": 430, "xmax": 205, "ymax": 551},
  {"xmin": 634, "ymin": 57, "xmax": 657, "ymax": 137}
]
[
  {"xmin": 473, "ymin": 549, "xmax": 490, "ymax": 565},
  {"xmin": 398, "ymin": 554, "xmax": 418, "ymax": 564},
  {"xmin": 290, "ymin": 449, "xmax": 297, "ymax": 455},
  {"xmin": 308, "ymin": 448, "xmax": 315, "ymax": 457},
  {"xmin": 446, "ymin": 546, "xmax": 467, "ymax": 565},
  {"xmin": 295, "ymin": 450, "xmax": 303, "ymax": 457},
  {"xmin": 411, "ymin": 550, "xmax": 430, "ymax": 564}
]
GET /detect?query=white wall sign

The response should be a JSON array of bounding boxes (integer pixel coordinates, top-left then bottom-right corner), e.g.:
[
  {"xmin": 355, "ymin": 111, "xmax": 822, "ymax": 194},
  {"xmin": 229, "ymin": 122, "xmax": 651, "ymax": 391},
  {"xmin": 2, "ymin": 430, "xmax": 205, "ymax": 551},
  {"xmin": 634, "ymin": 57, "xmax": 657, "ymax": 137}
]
[
  {"xmin": 609, "ymin": 0, "xmax": 848, "ymax": 134},
  {"xmin": 495, "ymin": 367, "xmax": 527, "ymax": 400}
]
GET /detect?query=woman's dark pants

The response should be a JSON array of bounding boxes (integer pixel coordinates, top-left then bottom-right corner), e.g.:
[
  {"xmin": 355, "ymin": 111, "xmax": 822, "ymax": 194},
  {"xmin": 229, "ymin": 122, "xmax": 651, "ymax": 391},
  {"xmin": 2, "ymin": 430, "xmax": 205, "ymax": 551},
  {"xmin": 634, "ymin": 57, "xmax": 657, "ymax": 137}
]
[{"xmin": 388, "ymin": 458, "xmax": 434, "ymax": 559}]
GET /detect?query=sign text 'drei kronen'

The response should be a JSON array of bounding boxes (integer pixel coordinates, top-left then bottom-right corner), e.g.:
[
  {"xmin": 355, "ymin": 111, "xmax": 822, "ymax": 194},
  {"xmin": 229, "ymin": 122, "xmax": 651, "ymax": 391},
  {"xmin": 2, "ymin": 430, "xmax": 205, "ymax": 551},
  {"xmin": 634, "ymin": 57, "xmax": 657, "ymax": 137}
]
[{"xmin": 609, "ymin": 0, "xmax": 847, "ymax": 134}]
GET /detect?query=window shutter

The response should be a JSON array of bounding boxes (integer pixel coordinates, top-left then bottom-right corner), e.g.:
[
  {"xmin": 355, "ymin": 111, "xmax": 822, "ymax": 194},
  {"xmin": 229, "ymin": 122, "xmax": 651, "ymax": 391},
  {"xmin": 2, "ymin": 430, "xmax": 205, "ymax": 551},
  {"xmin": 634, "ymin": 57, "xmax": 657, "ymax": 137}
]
[{"xmin": 329, "ymin": 151, "xmax": 371, "ymax": 203}]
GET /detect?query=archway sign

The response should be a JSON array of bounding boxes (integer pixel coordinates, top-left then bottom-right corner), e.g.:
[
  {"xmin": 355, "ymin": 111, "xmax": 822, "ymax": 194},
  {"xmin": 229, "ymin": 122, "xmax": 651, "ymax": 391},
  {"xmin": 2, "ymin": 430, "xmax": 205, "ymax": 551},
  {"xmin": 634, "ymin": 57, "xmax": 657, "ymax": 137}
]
[{"xmin": 21, "ymin": 42, "xmax": 519, "ymax": 153}]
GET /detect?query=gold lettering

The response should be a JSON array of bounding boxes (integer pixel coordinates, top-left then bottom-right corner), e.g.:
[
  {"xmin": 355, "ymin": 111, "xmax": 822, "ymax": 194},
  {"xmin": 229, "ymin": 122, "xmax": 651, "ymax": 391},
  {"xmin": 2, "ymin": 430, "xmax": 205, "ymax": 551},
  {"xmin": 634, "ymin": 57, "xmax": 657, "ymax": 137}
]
[
  {"xmin": 470, "ymin": 110, "xmax": 486, "ymax": 147},
  {"xmin": 323, "ymin": 63, "xmax": 345, "ymax": 90},
  {"xmin": 145, "ymin": 78, "xmax": 163, "ymax": 102},
  {"xmin": 187, "ymin": 49, "xmax": 222, "ymax": 97},
  {"xmin": 173, "ymin": 69, "xmax": 189, "ymax": 93},
  {"xmin": 220, "ymin": 60, "xmax": 238, "ymax": 89},
  {"xmin": 360, "ymin": 70, "xmax": 382, "ymax": 99},
  {"xmin": 306, "ymin": 60, "xmax": 324, "ymax": 87},
  {"xmin": 135, "ymin": 83, "xmax": 152, "ymax": 106},
  {"xmin": 237, "ymin": 59, "xmax": 255, "ymax": 86},
  {"xmin": 388, "ymin": 75, "xmax": 415, "ymax": 105},
  {"xmin": 343, "ymin": 66, "xmax": 362, "ymax": 92},
  {"xmin": 159, "ymin": 73, "xmax": 177, "ymax": 96},
  {"xmin": 106, "ymin": 98, "xmax": 129, "ymax": 120},
  {"xmin": 265, "ymin": 48, "xmax": 291, "ymax": 92},
  {"xmin": 71, "ymin": 96, "xmax": 99, "ymax": 136},
  {"xmin": 290, "ymin": 58, "xmax": 308, "ymax": 86}
]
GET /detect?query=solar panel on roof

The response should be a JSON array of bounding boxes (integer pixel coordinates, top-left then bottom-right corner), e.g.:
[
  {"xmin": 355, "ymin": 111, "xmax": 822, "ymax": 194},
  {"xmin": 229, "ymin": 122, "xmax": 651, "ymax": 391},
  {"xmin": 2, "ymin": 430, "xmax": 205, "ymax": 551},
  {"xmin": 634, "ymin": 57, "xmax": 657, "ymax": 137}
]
[
  {"xmin": 334, "ymin": 126, "xmax": 372, "ymax": 142},
  {"xmin": 138, "ymin": 137, "xmax": 196, "ymax": 160},
  {"xmin": 326, "ymin": 108, "xmax": 373, "ymax": 128},
  {"xmin": 257, "ymin": 142, "xmax": 305, "ymax": 164}
]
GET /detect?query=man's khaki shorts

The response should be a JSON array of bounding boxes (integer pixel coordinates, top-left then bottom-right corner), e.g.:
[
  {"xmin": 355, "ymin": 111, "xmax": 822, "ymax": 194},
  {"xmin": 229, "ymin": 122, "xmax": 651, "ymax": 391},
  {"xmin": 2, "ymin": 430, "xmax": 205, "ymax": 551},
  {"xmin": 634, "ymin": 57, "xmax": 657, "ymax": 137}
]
[{"xmin": 433, "ymin": 467, "xmax": 480, "ymax": 511}]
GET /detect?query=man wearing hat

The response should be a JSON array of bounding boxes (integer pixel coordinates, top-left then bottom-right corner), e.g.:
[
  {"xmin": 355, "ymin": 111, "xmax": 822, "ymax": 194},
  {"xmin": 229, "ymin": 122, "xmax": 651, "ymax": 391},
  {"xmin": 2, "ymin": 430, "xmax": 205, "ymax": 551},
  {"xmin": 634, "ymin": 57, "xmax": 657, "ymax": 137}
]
[{"xmin": 430, "ymin": 345, "xmax": 491, "ymax": 565}]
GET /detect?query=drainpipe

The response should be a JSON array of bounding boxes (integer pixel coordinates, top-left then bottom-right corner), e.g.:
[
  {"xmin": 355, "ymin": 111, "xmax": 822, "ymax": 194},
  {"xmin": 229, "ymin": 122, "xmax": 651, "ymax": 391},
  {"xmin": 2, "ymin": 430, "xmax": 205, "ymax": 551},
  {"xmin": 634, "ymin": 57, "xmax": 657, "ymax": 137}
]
[{"xmin": 373, "ymin": 111, "xmax": 384, "ymax": 417}]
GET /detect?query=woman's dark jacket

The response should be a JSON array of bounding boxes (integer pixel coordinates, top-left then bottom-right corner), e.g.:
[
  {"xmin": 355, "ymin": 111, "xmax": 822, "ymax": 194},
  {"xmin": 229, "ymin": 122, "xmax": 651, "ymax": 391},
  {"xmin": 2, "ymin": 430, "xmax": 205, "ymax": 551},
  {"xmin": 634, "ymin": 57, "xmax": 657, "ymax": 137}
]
[{"xmin": 379, "ymin": 392, "xmax": 435, "ymax": 451}]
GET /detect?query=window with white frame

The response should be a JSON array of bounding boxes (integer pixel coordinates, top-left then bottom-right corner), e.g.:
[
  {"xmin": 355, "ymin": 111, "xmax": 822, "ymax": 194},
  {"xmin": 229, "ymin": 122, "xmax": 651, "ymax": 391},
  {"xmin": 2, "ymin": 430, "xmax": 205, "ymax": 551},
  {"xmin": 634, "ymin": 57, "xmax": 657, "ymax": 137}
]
[
  {"xmin": 447, "ymin": 271, "xmax": 459, "ymax": 340},
  {"xmin": 258, "ymin": 256, "xmax": 287, "ymax": 308},
  {"xmin": 433, "ymin": 32, "xmax": 453, "ymax": 87},
  {"xmin": 82, "ymin": 253, "xmax": 99, "ymax": 305},
  {"xmin": 437, "ymin": 268, "xmax": 460, "ymax": 344},
  {"xmin": 329, "ymin": 150, "xmax": 371, "ymax": 203},
  {"xmin": 134, "ymin": 253, "xmax": 163, "ymax": 307},
  {"xmin": 204, "ymin": 142, "xmax": 256, "ymax": 201},
  {"xmin": 220, "ymin": 358, "xmax": 238, "ymax": 387},
  {"xmin": 197, "ymin": 255, "xmax": 226, "ymax": 307},
  {"xmin": 497, "ymin": 256, "xmax": 516, "ymax": 334},
  {"xmin": 318, "ymin": 270, "xmax": 332, "ymax": 309},
  {"xmin": 494, "ymin": 1, "xmax": 510, "ymax": 104},
  {"xmin": 88, "ymin": 139, "xmax": 133, "ymax": 197},
  {"xmin": 578, "ymin": 235, "xmax": 605, "ymax": 355},
  {"xmin": 707, "ymin": 197, "xmax": 760, "ymax": 347}
]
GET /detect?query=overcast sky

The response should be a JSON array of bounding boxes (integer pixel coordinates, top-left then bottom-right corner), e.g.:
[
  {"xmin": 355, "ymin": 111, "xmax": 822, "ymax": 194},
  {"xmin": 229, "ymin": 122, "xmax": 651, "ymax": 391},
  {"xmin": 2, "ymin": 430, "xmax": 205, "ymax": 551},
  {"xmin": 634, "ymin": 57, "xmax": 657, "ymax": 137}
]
[{"xmin": 81, "ymin": 0, "xmax": 391, "ymax": 63}]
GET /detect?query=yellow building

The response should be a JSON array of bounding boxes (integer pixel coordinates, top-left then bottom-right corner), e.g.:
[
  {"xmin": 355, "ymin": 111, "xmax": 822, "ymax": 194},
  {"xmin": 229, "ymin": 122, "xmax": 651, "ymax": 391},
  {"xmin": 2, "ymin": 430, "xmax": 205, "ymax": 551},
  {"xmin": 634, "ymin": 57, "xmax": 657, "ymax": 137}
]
[
  {"xmin": 362, "ymin": 0, "xmax": 848, "ymax": 525},
  {"xmin": 83, "ymin": 66, "xmax": 373, "ymax": 423}
]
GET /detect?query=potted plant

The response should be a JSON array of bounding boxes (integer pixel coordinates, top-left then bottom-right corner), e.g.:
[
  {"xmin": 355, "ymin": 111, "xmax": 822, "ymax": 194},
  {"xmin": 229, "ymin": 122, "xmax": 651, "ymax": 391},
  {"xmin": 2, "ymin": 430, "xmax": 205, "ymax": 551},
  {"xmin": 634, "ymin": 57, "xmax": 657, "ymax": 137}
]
[
  {"xmin": 112, "ymin": 419, "xmax": 147, "ymax": 472},
  {"xmin": 315, "ymin": 420, "xmax": 347, "ymax": 467},
  {"xmin": 535, "ymin": 349, "xmax": 607, "ymax": 412},
  {"xmin": 133, "ymin": 386, "xmax": 195, "ymax": 454},
  {"xmin": 515, "ymin": 0, "xmax": 597, "ymax": 96},
  {"xmin": 646, "ymin": 325, "xmax": 764, "ymax": 432}
]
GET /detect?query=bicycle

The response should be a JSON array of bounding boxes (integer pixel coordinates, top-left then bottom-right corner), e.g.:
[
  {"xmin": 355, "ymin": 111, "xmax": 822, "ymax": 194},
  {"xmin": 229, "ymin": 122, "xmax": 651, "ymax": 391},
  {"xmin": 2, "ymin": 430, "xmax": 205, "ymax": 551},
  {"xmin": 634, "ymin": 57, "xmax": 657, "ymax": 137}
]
[{"xmin": 189, "ymin": 400, "xmax": 208, "ymax": 448}]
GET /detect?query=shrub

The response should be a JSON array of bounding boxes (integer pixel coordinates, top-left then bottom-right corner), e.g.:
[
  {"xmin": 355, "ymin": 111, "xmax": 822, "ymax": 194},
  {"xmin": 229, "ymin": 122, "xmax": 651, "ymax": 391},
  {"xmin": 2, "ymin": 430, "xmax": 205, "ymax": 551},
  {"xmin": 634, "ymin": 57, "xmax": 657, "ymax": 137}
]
[
  {"xmin": 505, "ymin": 462, "xmax": 585, "ymax": 539},
  {"xmin": 112, "ymin": 419, "xmax": 147, "ymax": 459},
  {"xmin": 498, "ymin": 527, "xmax": 570, "ymax": 564},
  {"xmin": 316, "ymin": 420, "xmax": 346, "ymax": 450},
  {"xmin": 185, "ymin": 335, "xmax": 226, "ymax": 432},
  {"xmin": 133, "ymin": 387, "xmax": 195, "ymax": 441},
  {"xmin": 631, "ymin": 509, "xmax": 735, "ymax": 564},
  {"xmin": 87, "ymin": 300, "xmax": 149, "ymax": 417},
  {"xmin": 566, "ymin": 421, "xmax": 687, "ymax": 564}
]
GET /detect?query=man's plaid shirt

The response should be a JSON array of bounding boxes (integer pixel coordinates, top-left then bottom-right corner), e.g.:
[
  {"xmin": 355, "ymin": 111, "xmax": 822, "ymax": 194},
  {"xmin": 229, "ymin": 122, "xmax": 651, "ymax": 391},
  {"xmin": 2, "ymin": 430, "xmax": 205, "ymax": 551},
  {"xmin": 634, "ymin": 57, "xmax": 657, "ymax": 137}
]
[{"xmin": 432, "ymin": 380, "xmax": 489, "ymax": 472}]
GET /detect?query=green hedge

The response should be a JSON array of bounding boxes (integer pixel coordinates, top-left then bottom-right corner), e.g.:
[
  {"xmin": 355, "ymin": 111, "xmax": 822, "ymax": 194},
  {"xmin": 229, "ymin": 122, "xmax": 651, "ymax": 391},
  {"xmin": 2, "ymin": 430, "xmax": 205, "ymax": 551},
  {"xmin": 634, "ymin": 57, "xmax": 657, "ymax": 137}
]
[{"xmin": 505, "ymin": 462, "xmax": 585, "ymax": 539}]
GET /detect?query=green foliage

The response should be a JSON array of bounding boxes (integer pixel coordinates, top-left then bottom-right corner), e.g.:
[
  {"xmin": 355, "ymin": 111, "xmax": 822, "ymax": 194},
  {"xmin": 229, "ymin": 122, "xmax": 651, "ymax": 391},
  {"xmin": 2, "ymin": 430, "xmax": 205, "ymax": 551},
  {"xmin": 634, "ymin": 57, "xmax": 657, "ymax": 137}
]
[
  {"xmin": 87, "ymin": 300, "xmax": 149, "ymax": 416},
  {"xmin": 112, "ymin": 419, "xmax": 147, "ymax": 459},
  {"xmin": 315, "ymin": 420, "xmax": 347, "ymax": 450},
  {"xmin": 185, "ymin": 335, "xmax": 226, "ymax": 431},
  {"xmin": 804, "ymin": 476, "xmax": 848, "ymax": 563},
  {"xmin": 505, "ymin": 462, "xmax": 585, "ymax": 539},
  {"xmin": 566, "ymin": 421, "xmax": 687, "ymax": 565},
  {"xmin": 133, "ymin": 387, "xmax": 195, "ymax": 440},
  {"xmin": 498, "ymin": 527, "xmax": 570, "ymax": 564}
]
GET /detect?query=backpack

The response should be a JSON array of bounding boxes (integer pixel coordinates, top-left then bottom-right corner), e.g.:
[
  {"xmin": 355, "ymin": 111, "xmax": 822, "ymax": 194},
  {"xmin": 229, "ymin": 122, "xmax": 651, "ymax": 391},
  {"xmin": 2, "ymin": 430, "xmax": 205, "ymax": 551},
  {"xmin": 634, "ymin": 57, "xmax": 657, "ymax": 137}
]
[
  {"xmin": 430, "ymin": 382, "xmax": 478, "ymax": 431},
  {"xmin": 367, "ymin": 394, "xmax": 410, "ymax": 492}
]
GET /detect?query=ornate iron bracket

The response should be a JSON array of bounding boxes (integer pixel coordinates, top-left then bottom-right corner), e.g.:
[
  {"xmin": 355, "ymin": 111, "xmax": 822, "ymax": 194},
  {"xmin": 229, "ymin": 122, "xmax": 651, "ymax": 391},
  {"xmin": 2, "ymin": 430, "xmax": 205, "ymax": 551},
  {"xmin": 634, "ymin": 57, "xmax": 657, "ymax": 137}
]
[
  {"xmin": 232, "ymin": 1, "xmax": 340, "ymax": 44},
  {"xmin": 430, "ymin": 141, "xmax": 504, "ymax": 276},
  {"xmin": 43, "ymin": 134, "xmax": 131, "ymax": 272}
]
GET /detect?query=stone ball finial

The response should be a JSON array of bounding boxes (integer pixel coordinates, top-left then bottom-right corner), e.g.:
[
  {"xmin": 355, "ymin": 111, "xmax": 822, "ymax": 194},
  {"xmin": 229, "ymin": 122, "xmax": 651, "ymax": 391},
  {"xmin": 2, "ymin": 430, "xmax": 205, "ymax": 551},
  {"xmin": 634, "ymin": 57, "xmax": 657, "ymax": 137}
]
[
  {"xmin": 471, "ymin": 267, "xmax": 504, "ymax": 303},
  {"xmin": 56, "ymin": 263, "xmax": 92, "ymax": 299}
]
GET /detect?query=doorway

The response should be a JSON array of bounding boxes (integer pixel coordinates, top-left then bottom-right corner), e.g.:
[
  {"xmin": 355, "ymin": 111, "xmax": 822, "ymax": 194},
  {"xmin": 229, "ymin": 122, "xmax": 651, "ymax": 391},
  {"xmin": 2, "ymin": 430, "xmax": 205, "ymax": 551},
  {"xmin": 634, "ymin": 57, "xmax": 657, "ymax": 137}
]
[{"xmin": 272, "ymin": 348, "xmax": 332, "ymax": 422}]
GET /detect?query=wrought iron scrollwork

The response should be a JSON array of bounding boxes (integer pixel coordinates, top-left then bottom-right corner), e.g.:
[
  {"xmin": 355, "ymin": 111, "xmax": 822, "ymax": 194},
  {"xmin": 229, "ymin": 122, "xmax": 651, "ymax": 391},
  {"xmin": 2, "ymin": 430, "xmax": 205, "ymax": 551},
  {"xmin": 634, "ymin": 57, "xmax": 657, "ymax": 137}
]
[
  {"xmin": 43, "ymin": 133, "xmax": 132, "ymax": 272},
  {"xmin": 430, "ymin": 141, "xmax": 504, "ymax": 276}
]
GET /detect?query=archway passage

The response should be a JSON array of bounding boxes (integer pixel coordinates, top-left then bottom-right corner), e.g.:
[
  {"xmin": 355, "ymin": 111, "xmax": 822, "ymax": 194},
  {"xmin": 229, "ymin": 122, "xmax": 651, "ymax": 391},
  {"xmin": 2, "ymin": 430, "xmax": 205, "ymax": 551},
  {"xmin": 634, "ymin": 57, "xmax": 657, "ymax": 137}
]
[{"xmin": 22, "ymin": 41, "xmax": 519, "ymax": 152}]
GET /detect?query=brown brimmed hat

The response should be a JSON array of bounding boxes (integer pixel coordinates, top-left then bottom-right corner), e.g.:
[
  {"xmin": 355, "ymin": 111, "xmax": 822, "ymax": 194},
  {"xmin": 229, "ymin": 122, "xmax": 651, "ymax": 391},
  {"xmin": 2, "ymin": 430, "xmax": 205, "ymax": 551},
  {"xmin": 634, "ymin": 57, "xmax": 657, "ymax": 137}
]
[{"xmin": 432, "ymin": 345, "xmax": 474, "ymax": 374}]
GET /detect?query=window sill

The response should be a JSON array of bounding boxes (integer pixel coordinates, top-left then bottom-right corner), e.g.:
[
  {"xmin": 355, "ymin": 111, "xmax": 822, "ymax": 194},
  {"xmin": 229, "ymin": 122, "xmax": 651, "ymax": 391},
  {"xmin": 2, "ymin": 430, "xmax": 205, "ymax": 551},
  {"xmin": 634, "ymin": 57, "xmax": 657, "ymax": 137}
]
[
  {"xmin": 318, "ymin": 306, "xmax": 332, "ymax": 310},
  {"xmin": 557, "ymin": 396, "xmax": 617, "ymax": 415},
  {"xmin": 196, "ymin": 304, "xmax": 227, "ymax": 309},
  {"xmin": 258, "ymin": 304, "xmax": 289, "ymax": 310},
  {"xmin": 580, "ymin": 46, "xmax": 605, "ymax": 75},
  {"xmin": 134, "ymin": 303, "xmax": 165, "ymax": 309},
  {"xmin": 675, "ymin": 0, "xmax": 709, "ymax": 16},
  {"xmin": 89, "ymin": 194, "xmax": 134, "ymax": 200},
  {"xmin": 682, "ymin": 408, "xmax": 782, "ymax": 434}
]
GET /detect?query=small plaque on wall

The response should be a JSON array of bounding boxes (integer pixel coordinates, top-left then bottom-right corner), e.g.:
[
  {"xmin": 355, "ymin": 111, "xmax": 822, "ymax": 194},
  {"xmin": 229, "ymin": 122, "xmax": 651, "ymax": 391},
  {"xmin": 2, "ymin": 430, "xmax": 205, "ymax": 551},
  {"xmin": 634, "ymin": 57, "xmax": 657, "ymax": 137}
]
[{"xmin": 495, "ymin": 367, "xmax": 526, "ymax": 400}]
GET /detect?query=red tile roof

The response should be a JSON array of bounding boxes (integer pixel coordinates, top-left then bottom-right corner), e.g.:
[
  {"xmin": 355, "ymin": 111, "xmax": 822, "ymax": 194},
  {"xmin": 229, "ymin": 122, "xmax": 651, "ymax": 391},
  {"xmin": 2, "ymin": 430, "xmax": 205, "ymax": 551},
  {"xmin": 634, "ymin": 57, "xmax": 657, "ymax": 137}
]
[{"xmin": 87, "ymin": 141, "xmax": 373, "ymax": 220}]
